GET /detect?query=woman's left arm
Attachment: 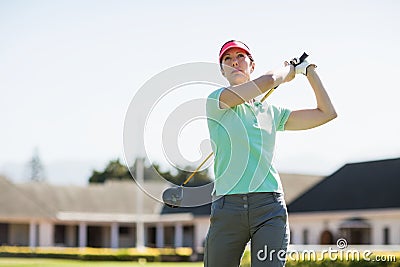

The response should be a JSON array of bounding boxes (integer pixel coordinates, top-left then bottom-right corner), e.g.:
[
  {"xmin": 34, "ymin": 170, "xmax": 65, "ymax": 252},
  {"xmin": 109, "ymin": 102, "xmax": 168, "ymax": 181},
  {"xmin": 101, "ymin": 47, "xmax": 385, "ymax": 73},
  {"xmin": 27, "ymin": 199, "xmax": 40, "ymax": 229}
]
[{"xmin": 284, "ymin": 65, "xmax": 337, "ymax": 130}]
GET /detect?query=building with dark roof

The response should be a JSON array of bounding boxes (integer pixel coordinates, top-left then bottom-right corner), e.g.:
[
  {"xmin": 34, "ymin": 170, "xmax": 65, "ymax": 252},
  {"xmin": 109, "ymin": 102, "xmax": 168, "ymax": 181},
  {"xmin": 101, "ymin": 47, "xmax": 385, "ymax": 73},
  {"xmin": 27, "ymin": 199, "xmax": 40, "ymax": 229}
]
[{"xmin": 287, "ymin": 158, "xmax": 400, "ymax": 245}]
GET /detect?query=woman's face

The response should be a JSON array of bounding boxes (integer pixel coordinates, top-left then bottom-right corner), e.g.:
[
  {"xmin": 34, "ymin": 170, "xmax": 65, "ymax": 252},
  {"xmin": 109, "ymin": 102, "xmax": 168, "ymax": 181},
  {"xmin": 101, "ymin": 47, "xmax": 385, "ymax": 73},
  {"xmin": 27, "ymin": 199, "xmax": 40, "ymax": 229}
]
[{"xmin": 220, "ymin": 47, "xmax": 255, "ymax": 86}]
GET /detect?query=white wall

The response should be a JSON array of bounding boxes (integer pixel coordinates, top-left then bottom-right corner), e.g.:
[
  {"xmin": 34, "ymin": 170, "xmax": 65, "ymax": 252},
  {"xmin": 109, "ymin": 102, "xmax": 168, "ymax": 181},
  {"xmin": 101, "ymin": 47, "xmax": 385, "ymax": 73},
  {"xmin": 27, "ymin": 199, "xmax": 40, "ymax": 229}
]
[
  {"xmin": 369, "ymin": 218, "xmax": 400, "ymax": 245},
  {"xmin": 194, "ymin": 217, "xmax": 210, "ymax": 251},
  {"xmin": 289, "ymin": 209, "xmax": 400, "ymax": 245},
  {"xmin": 38, "ymin": 222, "xmax": 53, "ymax": 247},
  {"xmin": 289, "ymin": 221, "xmax": 326, "ymax": 244}
]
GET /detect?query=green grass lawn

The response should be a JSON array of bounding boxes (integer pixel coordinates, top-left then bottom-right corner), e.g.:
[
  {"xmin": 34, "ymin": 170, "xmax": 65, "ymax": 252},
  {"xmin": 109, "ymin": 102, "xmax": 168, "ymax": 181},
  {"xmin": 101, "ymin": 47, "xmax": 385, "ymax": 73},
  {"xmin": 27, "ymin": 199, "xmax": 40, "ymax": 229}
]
[{"xmin": 0, "ymin": 258, "xmax": 203, "ymax": 267}]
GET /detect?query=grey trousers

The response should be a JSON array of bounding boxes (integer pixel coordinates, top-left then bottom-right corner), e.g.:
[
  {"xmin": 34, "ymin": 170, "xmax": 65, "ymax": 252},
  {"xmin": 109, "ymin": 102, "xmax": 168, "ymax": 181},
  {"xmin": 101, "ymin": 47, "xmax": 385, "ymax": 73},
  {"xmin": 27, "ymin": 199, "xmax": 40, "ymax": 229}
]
[{"xmin": 204, "ymin": 192, "xmax": 289, "ymax": 267}]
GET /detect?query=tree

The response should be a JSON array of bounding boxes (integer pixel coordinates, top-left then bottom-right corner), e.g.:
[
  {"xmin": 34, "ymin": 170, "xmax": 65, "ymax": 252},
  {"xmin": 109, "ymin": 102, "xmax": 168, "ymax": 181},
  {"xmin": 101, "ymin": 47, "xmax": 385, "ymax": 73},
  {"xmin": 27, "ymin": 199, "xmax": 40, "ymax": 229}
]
[
  {"xmin": 88, "ymin": 158, "xmax": 162, "ymax": 183},
  {"xmin": 88, "ymin": 158, "xmax": 212, "ymax": 186},
  {"xmin": 27, "ymin": 147, "xmax": 46, "ymax": 182},
  {"xmin": 88, "ymin": 159, "xmax": 131, "ymax": 183}
]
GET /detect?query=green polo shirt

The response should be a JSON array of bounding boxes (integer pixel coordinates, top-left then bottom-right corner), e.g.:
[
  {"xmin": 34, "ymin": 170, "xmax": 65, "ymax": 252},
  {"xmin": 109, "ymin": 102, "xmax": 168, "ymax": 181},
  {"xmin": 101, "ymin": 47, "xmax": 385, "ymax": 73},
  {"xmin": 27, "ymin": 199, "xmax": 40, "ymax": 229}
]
[{"xmin": 206, "ymin": 88, "xmax": 291, "ymax": 196}]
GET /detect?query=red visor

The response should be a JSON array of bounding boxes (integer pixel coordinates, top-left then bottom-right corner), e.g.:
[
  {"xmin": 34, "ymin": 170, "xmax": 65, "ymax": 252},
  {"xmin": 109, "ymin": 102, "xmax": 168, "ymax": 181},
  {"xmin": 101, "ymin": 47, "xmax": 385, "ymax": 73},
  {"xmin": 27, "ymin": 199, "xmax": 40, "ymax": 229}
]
[{"xmin": 219, "ymin": 40, "xmax": 252, "ymax": 63}]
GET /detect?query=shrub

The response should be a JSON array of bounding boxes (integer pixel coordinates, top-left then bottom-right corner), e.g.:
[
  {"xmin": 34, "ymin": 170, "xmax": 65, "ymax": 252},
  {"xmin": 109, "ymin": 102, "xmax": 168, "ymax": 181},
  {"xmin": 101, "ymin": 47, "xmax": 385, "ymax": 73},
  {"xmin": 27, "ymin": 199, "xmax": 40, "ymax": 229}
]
[
  {"xmin": 237, "ymin": 249, "xmax": 400, "ymax": 267},
  {"xmin": 0, "ymin": 246, "xmax": 192, "ymax": 262}
]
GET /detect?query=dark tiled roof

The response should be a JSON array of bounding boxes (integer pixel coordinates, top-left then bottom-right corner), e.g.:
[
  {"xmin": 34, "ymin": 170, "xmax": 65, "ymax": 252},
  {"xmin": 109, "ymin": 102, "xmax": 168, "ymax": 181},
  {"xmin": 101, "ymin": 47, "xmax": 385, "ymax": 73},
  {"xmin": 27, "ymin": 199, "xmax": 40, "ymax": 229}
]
[
  {"xmin": 161, "ymin": 184, "xmax": 213, "ymax": 215},
  {"xmin": 161, "ymin": 204, "xmax": 211, "ymax": 216},
  {"xmin": 288, "ymin": 158, "xmax": 400, "ymax": 213},
  {"xmin": 280, "ymin": 173, "xmax": 323, "ymax": 203},
  {"xmin": 161, "ymin": 173, "xmax": 323, "ymax": 215}
]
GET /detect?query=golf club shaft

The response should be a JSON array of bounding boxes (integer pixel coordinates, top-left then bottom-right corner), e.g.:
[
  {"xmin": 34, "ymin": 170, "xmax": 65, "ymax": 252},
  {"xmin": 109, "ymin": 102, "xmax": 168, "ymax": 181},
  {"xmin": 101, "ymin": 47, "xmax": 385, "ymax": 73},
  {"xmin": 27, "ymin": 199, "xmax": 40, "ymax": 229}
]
[
  {"xmin": 181, "ymin": 151, "xmax": 214, "ymax": 186},
  {"xmin": 260, "ymin": 86, "xmax": 276, "ymax": 102}
]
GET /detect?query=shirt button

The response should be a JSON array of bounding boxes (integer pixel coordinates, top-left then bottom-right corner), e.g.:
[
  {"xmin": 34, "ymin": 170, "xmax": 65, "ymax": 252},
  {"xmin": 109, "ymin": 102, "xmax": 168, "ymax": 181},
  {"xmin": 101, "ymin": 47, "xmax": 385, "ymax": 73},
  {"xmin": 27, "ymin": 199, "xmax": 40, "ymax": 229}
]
[
  {"xmin": 244, "ymin": 204, "xmax": 248, "ymax": 209},
  {"xmin": 242, "ymin": 196, "xmax": 247, "ymax": 201}
]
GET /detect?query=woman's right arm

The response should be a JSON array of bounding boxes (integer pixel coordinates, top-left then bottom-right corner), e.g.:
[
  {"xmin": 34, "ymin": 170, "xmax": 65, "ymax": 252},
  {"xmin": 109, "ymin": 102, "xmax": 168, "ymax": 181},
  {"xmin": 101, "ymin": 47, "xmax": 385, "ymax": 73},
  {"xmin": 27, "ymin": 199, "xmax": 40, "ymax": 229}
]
[{"xmin": 219, "ymin": 65, "xmax": 295, "ymax": 109}]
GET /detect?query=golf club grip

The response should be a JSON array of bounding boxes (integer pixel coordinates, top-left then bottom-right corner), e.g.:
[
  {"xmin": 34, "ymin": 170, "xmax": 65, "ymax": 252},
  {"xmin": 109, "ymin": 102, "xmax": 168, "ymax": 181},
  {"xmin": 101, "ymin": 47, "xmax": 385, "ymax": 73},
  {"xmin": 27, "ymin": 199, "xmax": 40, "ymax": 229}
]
[
  {"xmin": 260, "ymin": 52, "xmax": 308, "ymax": 102},
  {"xmin": 291, "ymin": 52, "xmax": 309, "ymax": 66},
  {"xmin": 299, "ymin": 52, "xmax": 309, "ymax": 65}
]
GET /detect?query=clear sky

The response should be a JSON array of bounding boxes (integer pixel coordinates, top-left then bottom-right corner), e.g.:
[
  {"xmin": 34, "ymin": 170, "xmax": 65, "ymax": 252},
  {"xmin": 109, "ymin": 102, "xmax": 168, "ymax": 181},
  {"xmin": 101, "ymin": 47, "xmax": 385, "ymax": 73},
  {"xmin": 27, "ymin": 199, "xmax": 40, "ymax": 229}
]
[{"xmin": 1, "ymin": 0, "xmax": 399, "ymax": 185}]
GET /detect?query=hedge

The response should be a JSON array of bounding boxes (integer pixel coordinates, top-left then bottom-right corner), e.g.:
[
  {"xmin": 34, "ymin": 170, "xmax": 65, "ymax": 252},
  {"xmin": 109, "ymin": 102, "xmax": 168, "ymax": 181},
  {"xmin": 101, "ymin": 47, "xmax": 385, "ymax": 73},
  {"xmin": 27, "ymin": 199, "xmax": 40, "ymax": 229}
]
[
  {"xmin": 0, "ymin": 246, "xmax": 192, "ymax": 262},
  {"xmin": 239, "ymin": 250, "xmax": 400, "ymax": 267}
]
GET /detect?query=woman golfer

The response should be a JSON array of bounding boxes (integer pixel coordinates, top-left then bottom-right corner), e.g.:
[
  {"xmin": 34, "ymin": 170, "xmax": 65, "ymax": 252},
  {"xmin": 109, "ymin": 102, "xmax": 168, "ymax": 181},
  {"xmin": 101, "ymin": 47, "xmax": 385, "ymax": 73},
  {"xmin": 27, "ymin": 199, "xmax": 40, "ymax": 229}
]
[{"xmin": 204, "ymin": 40, "xmax": 337, "ymax": 267}]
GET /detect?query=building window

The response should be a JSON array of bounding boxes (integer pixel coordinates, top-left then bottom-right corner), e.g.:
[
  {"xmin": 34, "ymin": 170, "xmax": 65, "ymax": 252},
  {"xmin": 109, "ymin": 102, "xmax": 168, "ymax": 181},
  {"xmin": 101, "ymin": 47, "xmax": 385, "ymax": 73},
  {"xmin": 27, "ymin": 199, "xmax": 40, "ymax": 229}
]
[
  {"xmin": 164, "ymin": 226, "xmax": 175, "ymax": 248},
  {"xmin": 303, "ymin": 229, "xmax": 309, "ymax": 245},
  {"xmin": 87, "ymin": 226, "xmax": 103, "ymax": 248},
  {"xmin": 290, "ymin": 230, "xmax": 293, "ymax": 244},
  {"xmin": 383, "ymin": 227, "xmax": 390, "ymax": 245},
  {"xmin": 54, "ymin": 225, "xmax": 66, "ymax": 246},
  {"xmin": 146, "ymin": 226, "xmax": 156, "ymax": 248},
  {"xmin": 0, "ymin": 223, "xmax": 9, "ymax": 245},
  {"xmin": 183, "ymin": 225, "xmax": 194, "ymax": 248},
  {"xmin": 119, "ymin": 226, "xmax": 130, "ymax": 235}
]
